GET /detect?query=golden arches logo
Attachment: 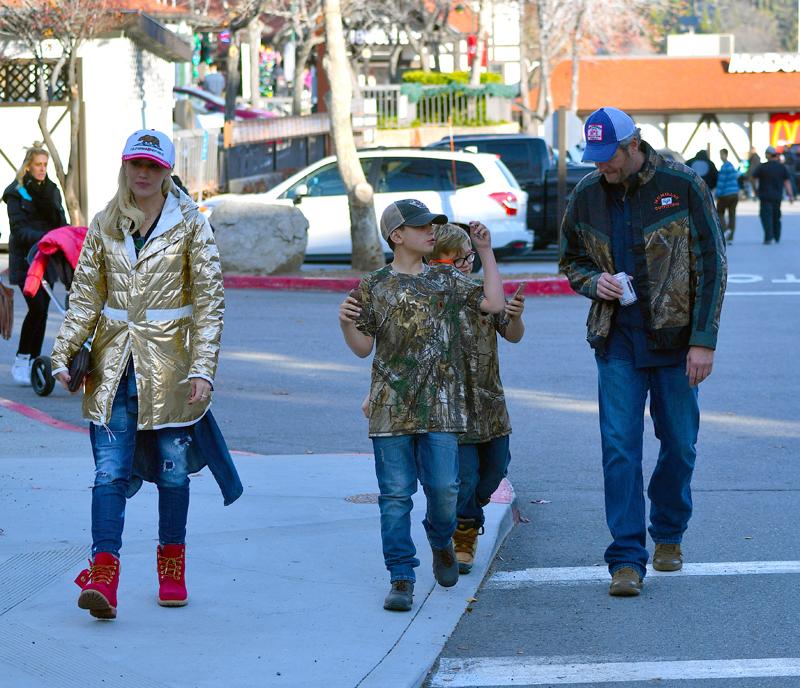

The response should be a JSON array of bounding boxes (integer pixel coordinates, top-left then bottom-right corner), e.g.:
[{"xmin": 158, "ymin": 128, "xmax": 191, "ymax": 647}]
[{"xmin": 770, "ymin": 117, "xmax": 800, "ymax": 147}]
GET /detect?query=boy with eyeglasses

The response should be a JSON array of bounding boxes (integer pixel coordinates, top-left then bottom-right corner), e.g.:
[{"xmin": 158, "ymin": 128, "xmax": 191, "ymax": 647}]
[
  {"xmin": 339, "ymin": 201, "xmax": 505, "ymax": 611},
  {"xmin": 429, "ymin": 223, "xmax": 525, "ymax": 574}
]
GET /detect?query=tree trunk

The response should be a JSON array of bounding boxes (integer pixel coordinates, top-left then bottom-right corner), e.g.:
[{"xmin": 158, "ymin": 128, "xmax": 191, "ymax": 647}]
[
  {"xmin": 569, "ymin": 3, "xmax": 586, "ymax": 113},
  {"xmin": 64, "ymin": 53, "xmax": 84, "ymax": 225},
  {"xmin": 293, "ymin": 39, "xmax": 312, "ymax": 116},
  {"xmin": 323, "ymin": 0, "xmax": 383, "ymax": 271},
  {"xmin": 407, "ymin": 34, "xmax": 430, "ymax": 72},
  {"xmin": 469, "ymin": 0, "xmax": 485, "ymax": 86},
  {"xmin": 518, "ymin": 1, "xmax": 534, "ymax": 133},
  {"xmin": 35, "ymin": 55, "xmax": 83, "ymax": 225},
  {"xmin": 389, "ymin": 44, "xmax": 402, "ymax": 82},
  {"xmin": 224, "ymin": 39, "xmax": 241, "ymax": 123},
  {"xmin": 248, "ymin": 17, "xmax": 262, "ymax": 108},
  {"xmin": 535, "ymin": 3, "xmax": 551, "ymax": 122}
]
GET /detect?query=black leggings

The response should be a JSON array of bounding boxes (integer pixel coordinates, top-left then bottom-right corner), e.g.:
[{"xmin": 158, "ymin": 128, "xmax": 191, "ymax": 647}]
[{"xmin": 16, "ymin": 285, "xmax": 50, "ymax": 358}]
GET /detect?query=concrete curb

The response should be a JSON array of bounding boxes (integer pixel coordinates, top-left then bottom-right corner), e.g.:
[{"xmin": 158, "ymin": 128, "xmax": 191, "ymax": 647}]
[
  {"xmin": 357, "ymin": 482, "xmax": 519, "ymax": 688},
  {"xmin": 224, "ymin": 274, "xmax": 574, "ymax": 296}
]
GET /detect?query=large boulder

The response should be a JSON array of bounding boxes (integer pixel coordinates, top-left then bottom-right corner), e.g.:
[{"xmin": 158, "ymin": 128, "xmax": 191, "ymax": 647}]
[{"xmin": 211, "ymin": 201, "xmax": 309, "ymax": 275}]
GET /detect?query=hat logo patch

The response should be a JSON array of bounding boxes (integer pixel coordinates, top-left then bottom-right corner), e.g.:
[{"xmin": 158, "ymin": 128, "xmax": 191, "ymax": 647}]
[
  {"xmin": 407, "ymin": 199, "xmax": 426, "ymax": 209},
  {"xmin": 135, "ymin": 134, "xmax": 163, "ymax": 151},
  {"xmin": 586, "ymin": 124, "xmax": 604, "ymax": 142},
  {"xmin": 654, "ymin": 192, "xmax": 680, "ymax": 211}
]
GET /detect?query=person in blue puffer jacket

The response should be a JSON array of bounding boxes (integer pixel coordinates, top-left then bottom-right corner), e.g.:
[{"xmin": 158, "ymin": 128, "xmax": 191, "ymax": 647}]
[{"xmin": 716, "ymin": 148, "xmax": 740, "ymax": 243}]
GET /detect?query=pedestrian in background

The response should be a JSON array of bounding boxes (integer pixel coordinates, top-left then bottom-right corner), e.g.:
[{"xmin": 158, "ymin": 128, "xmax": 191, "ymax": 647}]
[
  {"xmin": 783, "ymin": 143, "xmax": 799, "ymax": 197},
  {"xmin": 338, "ymin": 200, "xmax": 505, "ymax": 612},
  {"xmin": 51, "ymin": 129, "xmax": 241, "ymax": 621},
  {"xmin": 744, "ymin": 147, "xmax": 761, "ymax": 199},
  {"xmin": 754, "ymin": 146, "xmax": 795, "ymax": 244},
  {"xmin": 686, "ymin": 149, "xmax": 718, "ymax": 192},
  {"xmin": 428, "ymin": 223, "xmax": 525, "ymax": 575},
  {"xmin": 2, "ymin": 143, "xmax": 67, "ymax": 385},
  {"xmin": 560, "ymin": 106, "xmax": 727, "ymax": 597},
  {"xmin": 716, "ymin": 148, "xmax": 740, "ymax": 243},
  {"xmin": 202, "ymin": 63, "xmax": 225, "ymax": 96}
]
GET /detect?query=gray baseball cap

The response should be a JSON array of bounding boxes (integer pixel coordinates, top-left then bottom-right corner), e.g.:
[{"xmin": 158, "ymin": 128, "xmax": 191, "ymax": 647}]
[{"xmin": 379, "ymin": 199, "xmax": 447, "ymax": 241}]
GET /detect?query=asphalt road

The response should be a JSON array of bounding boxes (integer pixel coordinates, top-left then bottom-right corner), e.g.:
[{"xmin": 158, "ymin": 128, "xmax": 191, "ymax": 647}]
[
  {"xmin": 422, "ymin": 204, "xmax": 800, "ymax": 688},
  {"xmin": 0, "ymin": 202, "xmax": 799, "ymax": 688}
]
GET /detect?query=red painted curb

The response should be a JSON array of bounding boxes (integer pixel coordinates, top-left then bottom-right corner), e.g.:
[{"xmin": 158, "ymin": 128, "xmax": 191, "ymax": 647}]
[
  {"xmin": 0, "ymin": 397, "xmax": 89, "ymax": 434},
  {"xmin": 224, "ymin": 274, "xmax": 575, "ymax": 296}
]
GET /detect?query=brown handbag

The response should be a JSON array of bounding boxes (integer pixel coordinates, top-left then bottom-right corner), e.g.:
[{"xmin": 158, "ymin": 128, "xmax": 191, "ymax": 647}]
[{"xmin": 0, "ymin": 282, "xmax": 13, "ymax": 340}]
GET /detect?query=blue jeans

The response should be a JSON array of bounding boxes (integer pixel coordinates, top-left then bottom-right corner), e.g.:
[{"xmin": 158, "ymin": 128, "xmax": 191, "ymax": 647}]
[
  {"xmin": 457, "ymin": 435, "xmax": 511, "ymax": 526},
  {"xmin": 371, "ymin": 432, "xmax": 460, "ymax": 582},
  {"xmin": 596, "ymin": 356, "xmax": 699, "ymax": 577},
  {"xmin": 90, "ymin": 365, "xmax": 192, "ymax": 557}
]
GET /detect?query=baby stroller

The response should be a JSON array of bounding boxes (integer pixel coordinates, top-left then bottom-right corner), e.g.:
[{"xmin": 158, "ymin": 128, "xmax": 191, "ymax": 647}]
[{"xmin": 23, "ymin": 225, "xmax": 88, "ymax": 396}]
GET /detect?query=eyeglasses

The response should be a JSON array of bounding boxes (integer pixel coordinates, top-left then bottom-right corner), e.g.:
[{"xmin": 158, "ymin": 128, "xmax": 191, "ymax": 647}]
[{"xmin": 453, "ymin": 252, "xmax": 476, "ymax": 268}]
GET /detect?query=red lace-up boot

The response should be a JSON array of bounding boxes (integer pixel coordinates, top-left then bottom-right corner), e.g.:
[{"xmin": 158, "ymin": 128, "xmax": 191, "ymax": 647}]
[
  {"xmin": 75, "ymin": 552, "xmax": 120, "ymax": 620},
  {"xmin": 157, "ymin": 544, "xmax": 188, "ymax": 607}
]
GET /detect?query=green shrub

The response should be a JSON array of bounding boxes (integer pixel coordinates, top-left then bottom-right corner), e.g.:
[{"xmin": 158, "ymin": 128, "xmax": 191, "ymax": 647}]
[{"xmin": 401, "ymin": 70, "xmax": 504, "ymax": 85}]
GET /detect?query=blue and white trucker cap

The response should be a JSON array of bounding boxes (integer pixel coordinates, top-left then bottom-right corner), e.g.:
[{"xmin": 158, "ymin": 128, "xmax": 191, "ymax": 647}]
[{"xmin": 581, "ymin": 107, "xmax": 637, "ymax": 163}]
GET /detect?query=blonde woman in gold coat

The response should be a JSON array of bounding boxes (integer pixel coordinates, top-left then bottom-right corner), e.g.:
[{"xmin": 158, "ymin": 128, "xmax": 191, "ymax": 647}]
[{"xmin": 51, "ymin": 129, "xmax": 240, "ymax": 620}]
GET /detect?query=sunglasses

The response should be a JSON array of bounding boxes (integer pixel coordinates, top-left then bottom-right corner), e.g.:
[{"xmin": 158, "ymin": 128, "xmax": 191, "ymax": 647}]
[{"xmin": 432, "ymin": 252, "xmax": 476, "ymax": 268}]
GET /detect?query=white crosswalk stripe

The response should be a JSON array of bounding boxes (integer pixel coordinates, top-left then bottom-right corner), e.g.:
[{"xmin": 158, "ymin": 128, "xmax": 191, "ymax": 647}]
[
  {"xmin": 486, "ymin": 560, "xmax": 800, "ymax": 589},
  {"xmin": 429, "ymin": 657, "xmax": 800, "ymax": 687}
]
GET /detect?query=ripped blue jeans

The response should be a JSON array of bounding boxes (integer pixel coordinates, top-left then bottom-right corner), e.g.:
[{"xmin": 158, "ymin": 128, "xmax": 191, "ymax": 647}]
[{"xmin": 89, "ymin": 364, "xmax": 191, "ymax": 557}]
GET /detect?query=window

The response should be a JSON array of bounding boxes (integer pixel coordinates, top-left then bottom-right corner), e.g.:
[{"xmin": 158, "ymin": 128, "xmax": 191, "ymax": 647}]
[
  {"xmin": 376, "ymin": 157, "xmax": 443, "ymax": 192},
  {"xmin": 473, "ymin": 141, "xmax": 536, "ymax": 181},
  {"xmin": 443, "ymin": 161, "xmax": 484, "ymax": 189},
  {"xmin": 284, "ymin": 159, "xmax": 372, "ymax": 198}
]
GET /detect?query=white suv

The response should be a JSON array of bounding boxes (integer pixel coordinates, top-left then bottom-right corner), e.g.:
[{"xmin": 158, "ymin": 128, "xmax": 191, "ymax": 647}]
[{"xmin": 201, "ymin": 148, "xmax": 530, "ymax": 260}]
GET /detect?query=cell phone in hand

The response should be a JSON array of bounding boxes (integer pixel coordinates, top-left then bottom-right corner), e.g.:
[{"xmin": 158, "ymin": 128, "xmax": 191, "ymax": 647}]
[{"xmin": 512, "ymin": 282, "xmax": 526, "ymax": 299}]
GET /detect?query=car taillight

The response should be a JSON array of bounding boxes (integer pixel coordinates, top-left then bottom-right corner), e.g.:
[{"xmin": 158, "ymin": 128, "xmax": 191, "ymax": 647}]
[{"xmin": 489, "ymin": 192, "xmax": 518, "ymax": 216}]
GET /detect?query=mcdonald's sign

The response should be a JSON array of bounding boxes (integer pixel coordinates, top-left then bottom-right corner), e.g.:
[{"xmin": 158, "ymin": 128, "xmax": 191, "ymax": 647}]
[{"xmin": 770, "ymin": 113, "xmax": 800, "ymax": 148}]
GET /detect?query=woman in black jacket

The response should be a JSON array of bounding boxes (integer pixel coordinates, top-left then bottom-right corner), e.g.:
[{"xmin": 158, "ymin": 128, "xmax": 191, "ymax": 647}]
[{"xmin": 2, "ymin": 143, "xmax": 67, "ymax": 384}]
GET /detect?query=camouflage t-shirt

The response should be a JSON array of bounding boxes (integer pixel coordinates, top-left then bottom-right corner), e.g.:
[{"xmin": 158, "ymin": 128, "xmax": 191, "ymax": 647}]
[
  {"xmin": 459, "ymin": 305, "xmax": 512, "ymax": 444},
  {"xmin": 355, "ymin": 264, "xmax": 484, "ymax": 437}
]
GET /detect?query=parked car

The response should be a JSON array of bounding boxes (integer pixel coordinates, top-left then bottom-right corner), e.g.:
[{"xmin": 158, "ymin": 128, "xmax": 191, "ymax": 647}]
[
  {"xmin": 200, "ymin": 148, "xmax": 530, "ymax": 262},
  {"xmin": 173, "ymin": 85, "xmax": 278, "ymax": 123},
  {"xmin": 425, "ymin": 134, "xmax": 594, "ymax": 249}
]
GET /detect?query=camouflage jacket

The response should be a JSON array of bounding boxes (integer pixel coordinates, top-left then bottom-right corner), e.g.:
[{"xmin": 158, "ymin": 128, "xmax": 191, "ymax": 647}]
[
  {"xmin": 355, "ymin": 264, "xmax": 483, "ymax": 437},
  {"xmin": 559, "ymin": 141, "xmax": 727, "ymax": 353},
  {"xmin": 460, "ymin": 309, "xmax": 511, "ymax": 445}
]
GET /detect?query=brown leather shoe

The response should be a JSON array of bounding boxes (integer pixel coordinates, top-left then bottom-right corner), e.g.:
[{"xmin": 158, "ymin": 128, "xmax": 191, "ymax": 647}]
[
  {"xmin": 608, "ymin": 567, "xmax": 643, "ymax": 597},
  {"xmin": 653, "ymin": 543, "xmax": 683, "ymax": 571}
]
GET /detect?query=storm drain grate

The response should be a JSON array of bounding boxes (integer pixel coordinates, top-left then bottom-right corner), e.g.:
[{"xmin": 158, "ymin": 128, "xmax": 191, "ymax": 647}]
[
  {"xmin": 0, "ymin": 545, "xmax": 89, "ymax": 616},
  {"xmin": 0, "ymin": 622, "xmax": 172, "ymax": 688}
]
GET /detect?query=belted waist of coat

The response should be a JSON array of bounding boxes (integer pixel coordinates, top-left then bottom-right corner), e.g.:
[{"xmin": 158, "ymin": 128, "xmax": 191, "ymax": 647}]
[{"xmin": 103, "ymin": 305, "xmax": 194, "ymax": 322}]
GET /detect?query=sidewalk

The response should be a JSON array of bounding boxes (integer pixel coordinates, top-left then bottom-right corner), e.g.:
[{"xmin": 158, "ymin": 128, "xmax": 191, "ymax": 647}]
[{"xmin": 0, "ymin": 405, "xmax": 517, "ymax": 688}]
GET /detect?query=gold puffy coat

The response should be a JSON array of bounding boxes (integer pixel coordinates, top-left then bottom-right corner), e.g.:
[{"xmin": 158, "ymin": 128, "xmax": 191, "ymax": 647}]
[{"xmin": 51, "ymin": 185, "xmax": 224, "ymax": 429}]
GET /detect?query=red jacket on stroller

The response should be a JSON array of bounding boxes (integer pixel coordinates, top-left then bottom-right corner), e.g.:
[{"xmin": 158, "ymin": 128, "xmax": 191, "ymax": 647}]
[{"xmin": 23, "ymin": 225, "xmax": 88, "ymax": 298}]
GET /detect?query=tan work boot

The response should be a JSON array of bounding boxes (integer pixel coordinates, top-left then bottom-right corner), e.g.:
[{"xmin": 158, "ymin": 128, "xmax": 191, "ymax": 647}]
[
  {"xmin": 653, "ymin": 543, "xmax": 683, "ymax": 571},
  {"xmin": 453, "ymin": 519, "xmax": 482, "ymax": 574},
  {"xmin": 609, "ymin": 567, "xmax": 643, "ymax": 597}
]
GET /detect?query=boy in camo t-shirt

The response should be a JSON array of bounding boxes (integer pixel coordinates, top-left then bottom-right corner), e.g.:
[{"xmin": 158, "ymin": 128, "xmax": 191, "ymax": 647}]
[
  {"xmin": 429, "ymin": 223, "xmax": 526, "ymax": 575},
  {"xmin": 338, "ymin": 199, "xmax": 505, "ymax": 612}
]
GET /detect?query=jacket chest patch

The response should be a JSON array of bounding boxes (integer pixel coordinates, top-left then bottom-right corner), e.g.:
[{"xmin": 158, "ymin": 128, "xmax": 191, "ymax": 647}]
[{"xmin": 654, "ymin": 192, "xmax": 681, "ymax": 211}]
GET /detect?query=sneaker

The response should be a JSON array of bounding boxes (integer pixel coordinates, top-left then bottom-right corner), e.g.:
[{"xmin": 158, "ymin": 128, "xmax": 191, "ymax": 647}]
[
  {"xmin": 383, "ymin": 580, "xmax": 414, "ymax": 611},
  {"xmin": 653, "ymin": 543, "xmax": 683, "ymax": 572},
  {"xmin": 11, "ymin": 354, "xmax": 31, "ymax": 386},
  {"xmin": 609, "ymin": 567, "xmax": 643, "ymax": 597},
  {"xmin": 453, "ymin": 519, "xmax": 482, "ymax": 574},
  {"xmin": 431, "ymin": 540, "xmax": 459, "ymax": 588}
]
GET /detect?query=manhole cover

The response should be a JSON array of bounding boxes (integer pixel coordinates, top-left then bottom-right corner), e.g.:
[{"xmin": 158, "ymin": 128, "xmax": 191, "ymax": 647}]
[{"xmin": 345, "ymin": 493, "xmax": 379, "ymax": 504}]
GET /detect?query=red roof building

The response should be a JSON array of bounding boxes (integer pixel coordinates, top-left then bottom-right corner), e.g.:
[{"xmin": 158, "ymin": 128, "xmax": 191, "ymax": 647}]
[{"xmin": 530, "ymin": 55, "xmax": 800, "ymax": 163}]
